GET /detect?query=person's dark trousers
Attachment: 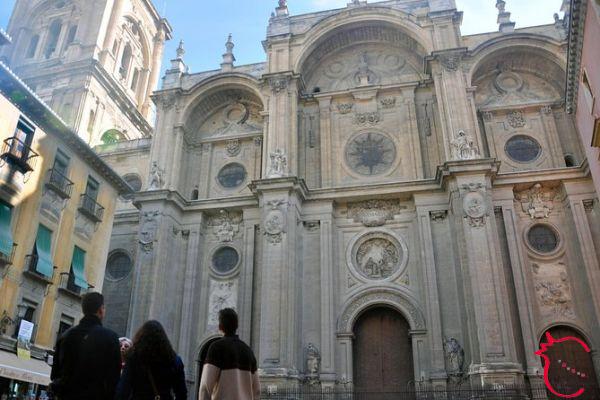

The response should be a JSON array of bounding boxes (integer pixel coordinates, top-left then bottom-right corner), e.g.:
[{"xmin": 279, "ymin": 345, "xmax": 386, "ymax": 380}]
[{"xmin": 50, "ymin": 315, "xmax": 121, "ymax": 400}]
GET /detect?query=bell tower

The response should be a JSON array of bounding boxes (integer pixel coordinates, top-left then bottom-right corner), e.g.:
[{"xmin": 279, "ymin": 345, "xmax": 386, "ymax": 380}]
[{"xmin": 1, "ymin": 0, "xmax": 172, "ymax": 145}]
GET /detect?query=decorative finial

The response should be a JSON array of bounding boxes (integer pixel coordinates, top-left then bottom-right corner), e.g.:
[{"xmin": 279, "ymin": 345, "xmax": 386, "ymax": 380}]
[
  {"xmin": 276, "ymin": 0, "xmax": 289, "ymax": 16},
  {"xmin": 221, "ymin": 34, "xmax": 236, "ymax": 71},
  {"xmin": 496, "ymin": 0, "xmax": 515, "ymax": 33},
  {"xmin": 176, "ymin": 40, "xmax": 185, "ymax": 59}
]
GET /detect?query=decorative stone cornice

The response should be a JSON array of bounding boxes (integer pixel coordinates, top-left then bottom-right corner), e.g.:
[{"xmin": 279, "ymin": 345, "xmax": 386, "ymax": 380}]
[
  {"xmin": 428, "ymin": 48, "xmax": 469, "ymax": 73},
  {"xmin": 565, "ymin": 0, "xmax": 587, "ymax": 114}
]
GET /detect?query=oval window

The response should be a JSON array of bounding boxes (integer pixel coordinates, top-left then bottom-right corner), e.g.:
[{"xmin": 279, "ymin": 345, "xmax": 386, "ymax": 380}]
[
  {"xmin": 527, "ymin": 225, "xmax": 559, "ymax": 253},
  {"xmin": 505, "ymin": 135, "xmax": 542, "ymax": 163},
  {"xmin": 106, "ymin": 252, "xmax": 132, "ymax": 280},
  {"xmin": 211, "ymin": 247, "xmax": 240, "ymax": 275},
  {"xmin": 217, "ymin": 163, "xmax": 247, "ymax": 188}
]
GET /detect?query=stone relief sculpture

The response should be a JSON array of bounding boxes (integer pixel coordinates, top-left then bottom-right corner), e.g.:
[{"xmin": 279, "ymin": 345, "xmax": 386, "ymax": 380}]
[
  {"xmin": 444, "ymin": 338, "xmax": 465, "ymax": 375},
  {"xmin": 355, "ymin": 237, "xmax": 401, "ymax": 279},
  {"xmin": 305, "ymin": 343, "xmax": 321, "ymax": 383},
  {"xmin": 264, "ymin": 199, "xmax": 287, "ymax": 244},
  {"xmin": 208, "ymin": 280, "xmax": 238, "ymax": 327},
  {"xmin": 451, "ymin": 130, "xmax": 479, "ymax": 160},
  {"xmin": 532, "ymin": 262, "xmax": 575, "ymax": 320},
  {"xmin": 461, "ymin": 183, "xmax": 488, "ymax": 228},
  {"xmin": 226, "ymin": 139, "xmax": 241, "ymax": 157},
  {"xmin": 139, "ymin": 211, "xmax": 161, "ymax": 254},
  {"xmin": 347, "ymin": 199, "xmax": 403, "ymax": 227},
  {"xmin": 211, "ymin": 210, "xmax": 241, "ymax": 243},
  {"xmin": 507, "ymin": 110, "xmax": 526, "ymax": 128},
  {"xmin": 267, "ymin": 149, "xmax": 288, "ymax": 178},
  {"xmin": 148, "ymin": 162, "xmax": 165, "ymax": 190},
  {"xmin": 515, "ymin": 183, "xmax": 557, "ymax": 219}
]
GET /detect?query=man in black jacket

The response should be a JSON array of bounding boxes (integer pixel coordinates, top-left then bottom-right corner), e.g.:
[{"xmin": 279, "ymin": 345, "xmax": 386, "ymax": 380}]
[{"xmin": 50, "ymin": 292, "xmax": 121, "ymax": 400}]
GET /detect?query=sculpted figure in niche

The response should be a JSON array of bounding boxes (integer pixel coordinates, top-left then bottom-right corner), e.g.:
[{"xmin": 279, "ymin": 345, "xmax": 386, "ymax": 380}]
[
  {"xmin": 451, "ymin": 130, "xmax": 479, "ymax": 160},
  {"xmin": 148, "ymin": 162, "xmax": 164, "ymax": 190},
  {"xmin": 306, "ymin": 343, "xmax": 320, "ymax": 383},
  {"xmin": 444, "ymin": 338, "xmax": 465, "ymax": 375},
  {"xmin": 267, "ymin": 149, "xmax": 287, "ymax": 178}
]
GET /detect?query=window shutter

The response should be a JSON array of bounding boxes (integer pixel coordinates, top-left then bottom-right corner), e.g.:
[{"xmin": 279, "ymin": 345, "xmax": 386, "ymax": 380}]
[
  {"xmin": 71, "ymin": 246, "xmax": 88, "ymax": 289},
  {"xmin": 0, "ymin": 202, "xmax": 14, "ymax": 257},
  {"xmin": 35, "ymin": 225, "xmax": 54, "ymax": 278}
]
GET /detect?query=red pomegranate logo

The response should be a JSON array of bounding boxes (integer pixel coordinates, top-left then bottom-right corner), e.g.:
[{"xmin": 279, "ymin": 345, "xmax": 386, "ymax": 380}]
[{"xmin": 536, "ymin": 332, "xmax": 591, "ymax": 399}]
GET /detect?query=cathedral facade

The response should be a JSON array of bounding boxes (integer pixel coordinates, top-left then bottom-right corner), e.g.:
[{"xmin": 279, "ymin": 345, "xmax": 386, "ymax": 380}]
[
  {"xmin": 3, "ymin": 0, "xmax": 600, "ymax": 396},
  {"xmin": 102, "ymin": 0, "xmax": 600, "ymax": 393}
]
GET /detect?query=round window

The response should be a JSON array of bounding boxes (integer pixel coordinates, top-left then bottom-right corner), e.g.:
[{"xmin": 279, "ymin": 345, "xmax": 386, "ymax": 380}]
[
  {"xmin": 211, "ymin": 247, "xmax": 240, "ymax": 275},
  {"xmin": 106, "ymin": 252, "xmax": 132, "ymax": 280},
  {"xmin": 505, "ymin": 135, "xmax": 542, "ymax": 163},
  {"xmin": 217, "ymin": 163, "xmax": 247, "ymax": 188},
  {"xmin": 345, "ymin": 132, "xmax": 396, "ymax": 176},
  {"xmin": 527, "ymin": 225, "xmax": 559, "ymax": 253}
]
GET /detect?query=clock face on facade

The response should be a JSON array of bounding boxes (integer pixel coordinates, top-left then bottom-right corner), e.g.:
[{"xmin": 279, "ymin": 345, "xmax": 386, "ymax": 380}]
[{"xmin": 345, "ymin": 132, "xmax": 396, "ymax": 176}]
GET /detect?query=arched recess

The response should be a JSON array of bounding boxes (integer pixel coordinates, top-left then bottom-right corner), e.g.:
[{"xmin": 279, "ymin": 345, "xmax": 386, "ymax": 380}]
[
  {"xmin": 296, "ymin": 20, "xmax": 429, "ymax": 94},
  {"xmin": 195, "ymin": 335, "xmax": 221, "ymax": 396},
  {"xmin": 293, "ymin": 6, "xmax": 433, "ymax": 75},
  {"xmin": 537, "ymin": 325, "xmax": 600, "ymax": 399},
  {"xmin": 337, "ymin": 287, "xmax": 426, "ymax": 387}
]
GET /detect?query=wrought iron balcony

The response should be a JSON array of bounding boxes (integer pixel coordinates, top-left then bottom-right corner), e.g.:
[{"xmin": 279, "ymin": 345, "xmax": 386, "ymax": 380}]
[
  {"xmin": 0, "ymin": 243, "xmax": 17, "ymax": 268},
  {"xmin": 23, "ymin": 254, "xmax": 55, "ymax": 284},
  {"xmin": 78, "ymin": 193, "xmax": 104, "ymax": 223},
  {"xmin": 0, "ymin": 137, "xmax": 39, "ymax": 173},
  {"xmin": 58, "ymin": 272, "xmax": 92, "ymax": 297},
  {"xmin": 45, "ymin": 168, "xmax": 74, "ymax": 199}
]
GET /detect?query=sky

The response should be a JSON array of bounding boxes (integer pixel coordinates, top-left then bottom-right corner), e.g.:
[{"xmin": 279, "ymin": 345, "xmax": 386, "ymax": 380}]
[{"xmin": 0, "ymin": 0, "xmax": 563, "ymax": 76}]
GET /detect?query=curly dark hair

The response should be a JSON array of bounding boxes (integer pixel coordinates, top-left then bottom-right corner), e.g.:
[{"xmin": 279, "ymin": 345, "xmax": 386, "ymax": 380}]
[{"xmin": 130, "ymin": 320, "xmax": 176, "ymax": 365}]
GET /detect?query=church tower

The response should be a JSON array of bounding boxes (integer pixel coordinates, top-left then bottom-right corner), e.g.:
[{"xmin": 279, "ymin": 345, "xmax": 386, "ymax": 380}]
[{"xmin": 0, "ymin": 0, "xmax": 172, "ymax": 145}]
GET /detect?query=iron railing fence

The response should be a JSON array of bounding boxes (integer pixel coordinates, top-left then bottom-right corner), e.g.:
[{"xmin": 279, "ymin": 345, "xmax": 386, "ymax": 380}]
[{"xmin": 258, "ymin": 383, "xmax": 600, "ymax": 400}]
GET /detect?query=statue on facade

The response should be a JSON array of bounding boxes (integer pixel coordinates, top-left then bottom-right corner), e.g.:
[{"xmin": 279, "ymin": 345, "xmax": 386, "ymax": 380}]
[
  {"xmin": 444, "ymin": 338, "xmax": 464, "ymax": 375},
  {"xmin": 148, "ymin": 162, "xmax": 165, "ymax": 190},
  {"xmin": 306, "ymin": 343, "xmax": 321, "ymax": 384},
  {"xmin": 267, "ymin": 149, "xmax": 287, "ymax": 178},
  {"xmin": 451, "ymin": 130, "xmax": 479, "ymax": 160}
]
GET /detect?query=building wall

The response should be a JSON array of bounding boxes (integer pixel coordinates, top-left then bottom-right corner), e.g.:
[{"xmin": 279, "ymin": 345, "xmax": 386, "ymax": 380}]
[
  {"xmin": 576, "ymin": 0, "xmax": 600, "ymax": 194},
  {"xmin": 0, "ymin": 93, "xmax": 119, "ymax": 349}
]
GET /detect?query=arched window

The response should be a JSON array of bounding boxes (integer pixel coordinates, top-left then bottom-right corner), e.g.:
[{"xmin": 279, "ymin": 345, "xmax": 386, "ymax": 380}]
[
  {"xmin": 565, "ymin": 154, "xmax": 577, "ymax": 167},
  {"xmin": 119, "ymin": 44, "xmax": 132, "ymax": 80},
  {"xmin": 101, "ymin": 129, "xmax": 125, "ymax": 145},
  {"xmin": 65, "ymin": 25, "xmax": 77, "ymax": 46},
  {"xmin": 191, "ymin": 189, "xmax": 199, "ymax": 200},
  {"xmin": 26, "ymin": 35, "xmax": 39, "ymax": 58},
  {"xmin": 130, "ymin": 68, "xmax": 140, "ymax": 91},
  {"xmin": 44, "ymin": 20, "xmax": 63, "ymax": 59}
]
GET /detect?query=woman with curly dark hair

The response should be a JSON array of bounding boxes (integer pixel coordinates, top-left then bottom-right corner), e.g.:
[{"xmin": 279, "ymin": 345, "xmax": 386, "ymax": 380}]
[{"xmin": 115, "ymin": 320, "xmax": 188, "ymax": 399}]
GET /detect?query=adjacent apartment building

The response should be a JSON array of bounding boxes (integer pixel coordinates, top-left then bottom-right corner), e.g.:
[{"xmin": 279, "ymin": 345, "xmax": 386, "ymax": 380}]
[
  {"xmin": 0, "ymin": 29, "xmax": 131, "ymax": 399},
  {"xmin": 566, "ymin": 0, "xmax": 600, "ymax": 193}
]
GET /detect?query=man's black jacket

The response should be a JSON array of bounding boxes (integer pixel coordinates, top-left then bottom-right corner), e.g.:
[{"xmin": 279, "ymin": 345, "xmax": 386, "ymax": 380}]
[{"xmin": 50, "ymin": 315, "xmax": 121, "ymax": 400}]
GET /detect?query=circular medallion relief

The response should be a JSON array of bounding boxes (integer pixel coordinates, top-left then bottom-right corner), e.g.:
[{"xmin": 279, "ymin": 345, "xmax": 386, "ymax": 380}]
[
  {"xmin": 217, "ymin": 163, "xmax": 247, "ymax": 188},
  {"xmin": 345, "ymin": 132, "xmax": 396, "ymax": 176},
  {"xmin": 494, "ymin": 71, "xmax": 524, "ymax": 93},
  {"xmin": 527, "ymin": 224, "xmax": 559, "ymax": 254},
  {"xmin": 222, "ymin": 103, "xmax": 249, "ymax": 124},
  {"xmin": 352, "ymin": 233, "xmax": 404, "ymax": 280},
  {"xmin": 505, "ymin": 135, "xmax": 542, "ymax": 163},
  {"xmin": 211, "ymin": 246, "xmax": 240, "ymax": 275}
]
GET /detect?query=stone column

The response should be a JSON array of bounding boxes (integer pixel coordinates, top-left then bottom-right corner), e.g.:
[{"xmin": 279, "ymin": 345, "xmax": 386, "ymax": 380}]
[
  {"xmin": 251, "ymin": 178, "xmax": 306, "ymax": 383},
  {"xmin": 539, "ymin": 106, "xmax": 566, "ymax": 167},
  {"xmin": 431, "ymin": 49, "xmax": 483, "ymax": 162},
  {"xmin": 142, "ymin": 28, "xmax": 167, "ymax": 118},
  {"xmin": 337, "ymin": 333, "xmax": 354, "ymax": 385},
  {"xmin": 480, "ymin": 112, "xmax": 498, "ymax": 159},
  {"xmin": 413, "ymin": 198, "xmax": 447, "ymax": 382},
  {"xmin": 318, "ymin": 97, "xmax": 332, "ymax": 187},
  {"xmin": 263, "ymin": 74, "xmax": 299, "ymax": 178},
  {"xmin": 240, "ymin": 210, "xmax": 259, "ymax": 343},
  {"xmin": 100, "ymin": 0, "xmax": 127, "ymax": 64},
  {"xmin": 494, "ymin": 189, "xmax": 544, "ymax": 377},
  {"xmin": 445, "ymin": 160, "xmax": 522, "ymax": 385},
  {"xmin": 318, "ymin": 205, "xmax": 336, "ymax": 384},
  {"xmin": 401, "ymin": 87, "xmax": 425, "ymax": 179}
]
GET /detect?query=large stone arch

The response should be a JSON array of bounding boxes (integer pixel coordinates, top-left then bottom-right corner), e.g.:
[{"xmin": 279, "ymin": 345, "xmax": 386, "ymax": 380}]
[
  {"xmin": 337, "ymin": 286, "xmax": 426, "ymax": 334},
  {"xmin": 293, "ymin": 6, "xmax": 433, "ymax": 75},
  {"xmin": 537, "ymin": 322, "xmax": 598, "ymax": 350}
]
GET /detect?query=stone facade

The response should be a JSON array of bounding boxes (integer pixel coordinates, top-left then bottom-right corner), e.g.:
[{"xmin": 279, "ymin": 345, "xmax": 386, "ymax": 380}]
[{"xmin": 0, "ymin": 0, "xmax": 172, "ymax": 145}]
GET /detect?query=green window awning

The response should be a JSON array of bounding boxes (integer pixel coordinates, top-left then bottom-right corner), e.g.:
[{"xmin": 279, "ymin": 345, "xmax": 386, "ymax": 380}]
[
  {"xmin": 35, "ymin": 225, "xmax": 53, "ymax": 278},
  {"xmin": 71, "ymin": 246, "xmax": 88, "ymax": 289},
  {"xmin": 0, "ymin": 202, "xmax": 14, "ymax": 257}
]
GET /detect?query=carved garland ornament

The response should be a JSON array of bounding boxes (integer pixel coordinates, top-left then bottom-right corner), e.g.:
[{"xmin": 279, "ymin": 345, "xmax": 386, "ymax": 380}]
[{"xmin": 347, "ymin": 199, "xmax": 403, "ymax": 227}]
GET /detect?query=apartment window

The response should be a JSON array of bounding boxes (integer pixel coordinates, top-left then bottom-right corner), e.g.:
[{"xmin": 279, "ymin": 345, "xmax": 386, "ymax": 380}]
[
  {"xmin": 13, "ymin": 117, "xmax": 36, "ymax": 154},
  {"xmin": 32, "ymin": 224, "xmax": 54, "ymax": 278},
  {"xmin": 44, "ymin": 20, "xmax": 63, "ymax": 59},
  {"xmin": 1, "ymin": 117, "xmax": 39, "ymax": 174},
  {"xmin": 0, "ymin": 201, "xmax": 15, "ymax": 260},
  {"xmin": 57, "ymin": 314, "xmax": 74, "ymax": 338},
  {"xmin": 70, "ymin": 246, "xmax": 88, "ymax": 290},
  {"xmin": 53, "ymin": 150, "xmax": 70, "ymax": 175},
  {"xmin": 26, "ymin": 35, "xmax": 39, "ymax": 58},
  {"xmin": 85, "ymin": 176, "xmax": 100, "ymax": 202}
]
